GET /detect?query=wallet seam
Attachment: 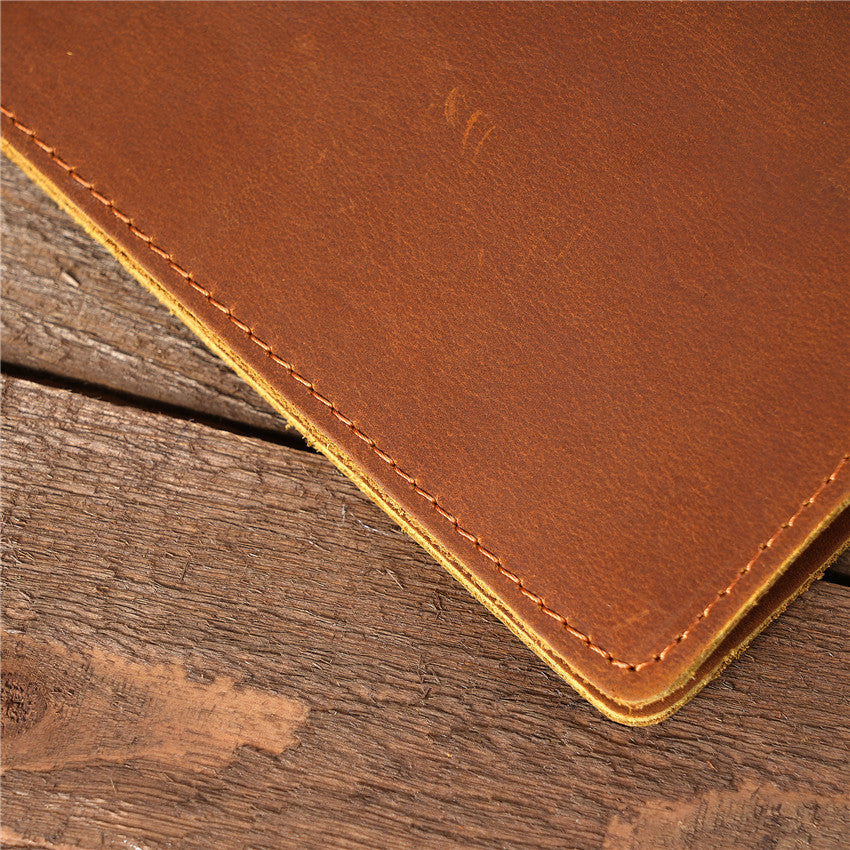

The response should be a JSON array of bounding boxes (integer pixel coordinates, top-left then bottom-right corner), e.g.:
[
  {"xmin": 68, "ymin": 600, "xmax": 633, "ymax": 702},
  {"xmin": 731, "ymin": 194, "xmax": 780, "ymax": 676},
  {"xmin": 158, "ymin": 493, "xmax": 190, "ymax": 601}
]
[{"xmin": 4, "ymin": 103, "xmax": 847, "ymax": 673}]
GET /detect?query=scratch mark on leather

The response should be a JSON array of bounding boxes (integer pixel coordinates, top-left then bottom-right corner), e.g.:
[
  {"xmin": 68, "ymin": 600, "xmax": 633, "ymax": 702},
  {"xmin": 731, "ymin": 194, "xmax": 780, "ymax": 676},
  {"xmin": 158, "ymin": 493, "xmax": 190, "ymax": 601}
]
[
  {"xmin": 444, "ymin": 87, "xmax": 461, "ymax": 127},
  {"xmin": 555, "ymin": 224, "xmax": 589, "ymax": 262},
  {"xmin": 443, "ymin": 89, "xmax": 496, "ymax": 161},
  {"xmin": 472, "ymin": 124, "xmax": 495, "ymax": 161},
  {"xmin": 461, "ymin": 109, "xmax": 484, "ymax": 150},
  {"xmin": 4, "ymin": 103, "xmax": 848, "ymax": 673}
]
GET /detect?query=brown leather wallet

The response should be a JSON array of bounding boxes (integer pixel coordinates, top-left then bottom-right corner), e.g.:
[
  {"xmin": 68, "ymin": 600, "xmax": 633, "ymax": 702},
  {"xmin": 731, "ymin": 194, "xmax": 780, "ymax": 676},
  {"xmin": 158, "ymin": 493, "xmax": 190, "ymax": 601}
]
[{"xmin": 3, "ymin": 2, "xmax": 848, "ymax": 724}]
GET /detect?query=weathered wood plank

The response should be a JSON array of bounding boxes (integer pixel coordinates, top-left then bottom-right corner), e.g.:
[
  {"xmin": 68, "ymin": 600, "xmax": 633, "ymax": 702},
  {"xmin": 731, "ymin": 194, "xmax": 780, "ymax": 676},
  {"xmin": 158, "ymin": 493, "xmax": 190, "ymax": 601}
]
[
  {"xmin": 1, "ymin": 159, "xmax": 295, "ymax": 435},
  {"xmin": 831, "ymin": 548, "xmax": 850, "ymax": 581},
  {"xmin": 3, "ymin": 374, "xmax": 848, "ymax": 849}
]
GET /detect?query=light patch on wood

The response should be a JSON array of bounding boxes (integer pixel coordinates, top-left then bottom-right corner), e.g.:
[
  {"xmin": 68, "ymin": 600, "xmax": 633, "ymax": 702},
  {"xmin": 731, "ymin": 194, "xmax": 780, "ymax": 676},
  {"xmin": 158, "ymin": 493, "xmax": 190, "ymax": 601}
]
[
  {"xmin": 604, "ymin": 780, "xmax": 850, "ymax": 849},
  {"xmin": 0, "ymin": 825, "xmax": 83, "ymax": 850},
  {"xmin": 1, "ymin": 632, "xmax": 308, "ymax": 774}
]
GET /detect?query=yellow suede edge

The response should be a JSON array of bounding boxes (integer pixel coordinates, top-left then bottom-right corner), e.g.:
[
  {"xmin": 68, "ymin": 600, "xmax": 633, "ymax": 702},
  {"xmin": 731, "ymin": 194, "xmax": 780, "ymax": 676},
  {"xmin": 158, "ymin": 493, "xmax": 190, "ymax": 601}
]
[{"xmin": 4, "ymin": 134, "xmax": 848, "ymax": 726}]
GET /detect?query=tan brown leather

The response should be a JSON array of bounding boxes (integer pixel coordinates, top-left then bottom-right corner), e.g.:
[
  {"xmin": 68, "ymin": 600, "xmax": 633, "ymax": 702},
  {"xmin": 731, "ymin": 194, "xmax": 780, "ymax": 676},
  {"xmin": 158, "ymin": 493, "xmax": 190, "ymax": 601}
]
[{"xmin": 2, "ymin": 2, "xmax": 848, "ymax": 724}]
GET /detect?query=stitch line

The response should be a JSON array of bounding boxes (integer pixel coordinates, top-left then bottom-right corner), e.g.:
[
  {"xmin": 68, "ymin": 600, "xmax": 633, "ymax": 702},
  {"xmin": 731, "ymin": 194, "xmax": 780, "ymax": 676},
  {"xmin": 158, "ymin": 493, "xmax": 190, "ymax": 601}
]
[{"xmin": 4, "ymin": 103, "xmax": 848, "ymax": 672}]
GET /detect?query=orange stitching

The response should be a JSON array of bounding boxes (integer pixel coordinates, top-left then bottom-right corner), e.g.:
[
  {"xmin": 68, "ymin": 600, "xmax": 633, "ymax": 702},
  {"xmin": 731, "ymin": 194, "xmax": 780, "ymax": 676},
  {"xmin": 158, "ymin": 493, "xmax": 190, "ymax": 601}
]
[{"xmin": 4, "ymin": 103, "xmax": 848, "ymax": 672}]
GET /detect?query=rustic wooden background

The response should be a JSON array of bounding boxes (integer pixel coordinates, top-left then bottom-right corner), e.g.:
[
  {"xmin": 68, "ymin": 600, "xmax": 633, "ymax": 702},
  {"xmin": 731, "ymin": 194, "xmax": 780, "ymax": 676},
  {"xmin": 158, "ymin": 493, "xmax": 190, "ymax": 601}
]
[{"xmin": 2, "ymin": 160, "xmax": 849, "ymax": 849}]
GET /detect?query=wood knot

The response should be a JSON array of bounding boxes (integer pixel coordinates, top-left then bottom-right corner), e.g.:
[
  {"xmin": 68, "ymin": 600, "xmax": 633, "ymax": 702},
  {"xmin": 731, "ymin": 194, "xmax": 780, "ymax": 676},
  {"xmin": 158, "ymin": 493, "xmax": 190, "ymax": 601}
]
[{"xmin": 1, "ymin": 670, "xmax": 47, "ymax": 736}]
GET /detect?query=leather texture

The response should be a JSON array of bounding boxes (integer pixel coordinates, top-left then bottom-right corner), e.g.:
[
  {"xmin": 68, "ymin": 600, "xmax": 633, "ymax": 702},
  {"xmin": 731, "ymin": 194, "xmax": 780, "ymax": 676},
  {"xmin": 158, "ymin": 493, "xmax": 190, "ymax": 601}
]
[{"xmin": 2, "ymin": 1, "xmax": 848, "ymax": 724}]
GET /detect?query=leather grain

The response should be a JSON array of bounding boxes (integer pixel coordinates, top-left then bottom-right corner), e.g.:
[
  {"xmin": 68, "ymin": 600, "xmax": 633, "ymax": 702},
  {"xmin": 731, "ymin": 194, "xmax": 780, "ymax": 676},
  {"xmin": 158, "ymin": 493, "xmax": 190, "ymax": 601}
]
[{"xmin": 2, "ymin": 1, "xmax": 848, "ymax": 723}]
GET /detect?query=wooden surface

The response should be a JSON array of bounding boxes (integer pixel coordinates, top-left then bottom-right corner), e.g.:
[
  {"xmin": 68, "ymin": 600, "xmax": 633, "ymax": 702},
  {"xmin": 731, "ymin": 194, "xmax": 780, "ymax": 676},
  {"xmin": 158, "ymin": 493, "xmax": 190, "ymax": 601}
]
[{"xmin": 2, "ymin": 159, "xmax": 849, "ymax": 849}]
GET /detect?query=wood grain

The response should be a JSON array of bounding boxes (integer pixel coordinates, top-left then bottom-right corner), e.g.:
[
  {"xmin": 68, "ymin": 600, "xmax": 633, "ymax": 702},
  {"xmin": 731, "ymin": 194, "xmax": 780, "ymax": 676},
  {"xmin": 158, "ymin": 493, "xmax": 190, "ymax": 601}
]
[
  {"xmin": 3, "ymin": 374, "xmax": 848, "ymax": 849},
  {"xmin": 1, "ymin": 160, "xmax": 295, "ymax": 436}
]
